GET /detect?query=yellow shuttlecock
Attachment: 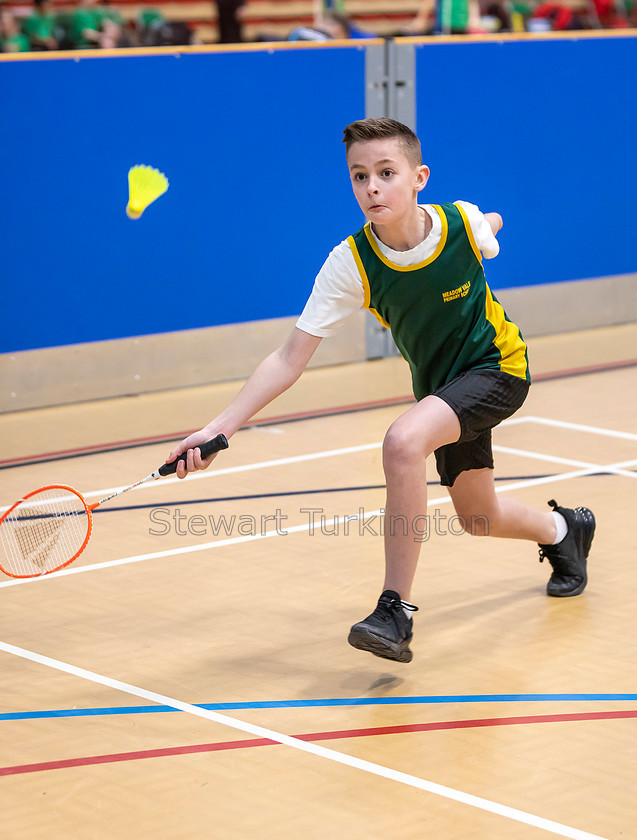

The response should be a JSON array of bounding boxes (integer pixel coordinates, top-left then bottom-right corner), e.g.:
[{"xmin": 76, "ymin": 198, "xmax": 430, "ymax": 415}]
[{"xmin": 126, "ymin": 165, "xmax": 169, "ymax": 219}]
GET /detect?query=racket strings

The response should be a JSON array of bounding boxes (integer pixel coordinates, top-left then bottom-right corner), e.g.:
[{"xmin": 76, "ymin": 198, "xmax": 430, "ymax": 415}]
[
  {"xmin": 0, "ymin": 489, "xmax": 90, "ymax": 577},
  {"xmin": 14, "ymin": 504, "xmax": 66, "ymax": 569}
]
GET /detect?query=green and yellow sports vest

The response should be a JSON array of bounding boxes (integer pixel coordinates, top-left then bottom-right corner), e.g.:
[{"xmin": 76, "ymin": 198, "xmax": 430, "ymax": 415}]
[{"xmin": 348, "ymin": 202, "xmax": 530, "ymax": 400}]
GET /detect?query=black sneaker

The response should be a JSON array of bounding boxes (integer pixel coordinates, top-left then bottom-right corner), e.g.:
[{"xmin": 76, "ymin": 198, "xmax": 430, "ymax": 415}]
[
  {"xmin": 348, "ymin": 590, "xmax": 418, "ymax": 663},
  {"xmin": 538, "ymin": 499, "xmax": 596, "ymax": 597}
]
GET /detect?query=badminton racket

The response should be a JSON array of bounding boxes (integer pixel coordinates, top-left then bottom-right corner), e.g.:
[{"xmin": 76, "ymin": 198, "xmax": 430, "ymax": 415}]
[{"xmin": 0, "ymin": 434, "xmax": 228, "ymax": 579}]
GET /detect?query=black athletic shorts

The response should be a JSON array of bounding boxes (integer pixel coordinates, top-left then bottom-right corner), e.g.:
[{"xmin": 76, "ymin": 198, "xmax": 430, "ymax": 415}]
[{"xmin": 433, "ymin": 369, "xmax": 530, "ymax": 487}]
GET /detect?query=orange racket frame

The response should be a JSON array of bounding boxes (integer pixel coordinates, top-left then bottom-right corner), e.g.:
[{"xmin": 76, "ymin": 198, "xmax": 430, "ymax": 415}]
[
  {"xmin": 0, "ymin": 433, "xmax": 229, "ymax": 579},
  {"xmin": 0, "ymin": 485, "xmax": 93, "ymax": 578}
]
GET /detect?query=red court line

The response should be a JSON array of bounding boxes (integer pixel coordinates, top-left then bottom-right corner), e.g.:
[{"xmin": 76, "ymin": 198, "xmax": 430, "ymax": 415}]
[
  {"xmin": 2, "ymin": 356, "xmax": 636, "ymax": 469},
  {"xmin": 2, "ymin": 709, "xmax": 636, "ymax": 777},
  {"xmin": 0, "ymin": 395, "xmax": 414, "ymax": 468},
  {"xmin": 532, "ymin": 357, "xmax": 637, "ymax": 382}
]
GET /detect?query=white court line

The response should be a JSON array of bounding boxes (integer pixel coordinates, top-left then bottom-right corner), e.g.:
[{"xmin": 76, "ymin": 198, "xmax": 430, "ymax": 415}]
[
  {"xmin": 523, "ymin": 416, "xmax": 637, "ymax": 442},
  {"xmin": 1, "ymin": 414, "xmax": 634, "ymax": 588},
  {"xmin": 0, "ymin": 442, "xmax": 384, "ymax": 515},
  {"xmin": 0, "ymin": 516, "xmax": 362, "ymax": 587},
  {"xmin": 37, "ymin": 417, "xmax": 535, "ymax": 504},
  {"xmin": 0, "ymin": 639, "xmax": 610, "ymax": 840},
  {"xmin": 479, "ymin": 459, "xmax": 637, "ymax": 497},
  {"xmin": 2, "ymin": 457, "xmax": 635, "ymax": 590},
  {"xmin": 493, "ymin": 446, "xmax": 637, "ymax": 480},
  {"xmin": 79, "ymin": 442, "xmax": 384, "ymax": 502},
  {"xmin": 37, "ymin": 413, "xmax": 637, "ymax": 504},
  {"xmin": 2, "ymin": 416, "xmax": 632, "ymax": 513}
]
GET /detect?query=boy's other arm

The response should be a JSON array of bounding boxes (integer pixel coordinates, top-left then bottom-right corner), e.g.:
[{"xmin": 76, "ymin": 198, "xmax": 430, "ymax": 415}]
[
  {"xmin": 484, "ymin": 212, "xmax": 503, "ymax": 236},
  {"xmin": 167, "ymin": 327, "xmax": 322, "ymax": 477}
]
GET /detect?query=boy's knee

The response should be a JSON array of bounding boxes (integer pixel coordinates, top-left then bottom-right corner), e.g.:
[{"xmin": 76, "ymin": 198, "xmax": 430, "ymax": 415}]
[{"xmin": 383, "ymin": 420, "xmax": 426, "ymax": 466}]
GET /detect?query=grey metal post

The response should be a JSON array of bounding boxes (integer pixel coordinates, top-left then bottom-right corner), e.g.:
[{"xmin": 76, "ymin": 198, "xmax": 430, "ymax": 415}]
[
  {"xmin": 364, "ymin": 41, "xmax": 417, "ymax": 359},
  {"xmin": 386, "ymin": 41, "xmax": 416, "ymax": 131},
  {"xmin": 365, "ymin": 43, "xmax": 387, "ymax": 118}
]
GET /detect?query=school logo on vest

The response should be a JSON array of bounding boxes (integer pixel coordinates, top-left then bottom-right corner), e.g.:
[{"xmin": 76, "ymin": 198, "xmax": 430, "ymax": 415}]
[{"xmin": 442, "ymin": 281, "xmax": 471, "ymax": 302}]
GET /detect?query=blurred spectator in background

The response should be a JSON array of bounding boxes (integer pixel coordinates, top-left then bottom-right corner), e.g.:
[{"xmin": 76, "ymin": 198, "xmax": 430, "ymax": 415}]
[
  {"xmin": 525, "ymin": 0, "xmax": 632, "ymax": 28},
  {"xmin": 1, "ymin": 3, "xmax": 30, "ymax": 50},
  {"xmin": 69, "ymin": 0, "xmax": 129, "ymax": 48},
  {"xmin": 22, "ymin": 0, "xmax": 58, "ymax": 49},
  {"xmin": 317, "ymin": 9, "xmax": 378, "ymax": 37},
  {"xmin": 71, "ymin": 0, "xmax": 103, "ymax": 46},
  {"xmin": 480, "ymin": 0, "xmax": 513, "ymax": 30},
  {"xmin": 529, "ymin": 1, "xmax": 588, "ymax": 29},
  {"xmin": 287, "ymin": 10, "xmax": 377, "ymax": 40},
  {"xmin": 215, "ymin": 0, "xmax": 246, "ymax": 42},
  {"xmin": 137, "ymin": 7, "xmax": 163, "ymax": 43},
  {"xmin": 2, "ymin": 0, "xmax": 631, "ymax": 55},
  {"xmin": 100, "ymin": 0, "xmax": 125, "ymax": 33},
  {"xmin": 287, "ymin": 23, "xmax": 331, "ymax": 39},
  {"xmin": 98, "ymin": 15, "xmax": 131, "ymax": 46},
  {"xmin": 405, "ymin": 0, "xmax": 435, "ymax": 32},
  {"xmin": 138, "ymin": 8, "xmax": 193, "ymax": 45},
  {"xmin": 406, "ymin": 0, "xmax": 482, "ymax": 33},
  {"xmin": 588, "ymin": 0, "xmax": 631, "ymax": 26}
]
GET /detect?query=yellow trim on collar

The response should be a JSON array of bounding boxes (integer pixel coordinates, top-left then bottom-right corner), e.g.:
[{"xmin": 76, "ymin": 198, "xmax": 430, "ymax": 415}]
[{"xmin": 363, "ymin": 205, "xmax": 448, "ymax": 272}]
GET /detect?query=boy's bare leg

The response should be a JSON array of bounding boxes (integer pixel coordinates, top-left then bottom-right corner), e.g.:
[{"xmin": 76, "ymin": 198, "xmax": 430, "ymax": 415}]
[
  {"xmin": 382, "ymin": 396, "xmax": 461, "ymax": 600},
  {"xmin": 448, "ymin": 466, "xmax": 594, "ymax": 598},
  {"xmin": 348, "ymin": 395, "xmax": 460, "ymax": 662},
  {"xmin": 351, "ymin": 407, "xmax": 593, "ymax": 661},
  {"xmin": 447, "ymin": 468, "xmax": 557, "ymax": 542}
]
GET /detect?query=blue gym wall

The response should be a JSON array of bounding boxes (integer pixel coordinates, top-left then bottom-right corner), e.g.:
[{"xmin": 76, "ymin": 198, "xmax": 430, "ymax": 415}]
[
  {"xmin": 1, "ymin": 34, "xmax": 635, "ymax": 354},
  {"xmin": 414, "ymin": 35, "xmax": 637, "ymax": 292}
]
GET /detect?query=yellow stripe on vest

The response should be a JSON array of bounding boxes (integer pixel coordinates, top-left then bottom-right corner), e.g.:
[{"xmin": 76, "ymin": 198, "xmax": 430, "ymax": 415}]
[
  {"xmin": 454, "ymin": 203, "xmax": 528, "ymax": 379},
  {"xmin": 484, "ymin": 285, "xmax": 529, "ymax": 379},
  {"xmin": 348, "ymin": 235, "xmax": 390, "ymax": 329}
]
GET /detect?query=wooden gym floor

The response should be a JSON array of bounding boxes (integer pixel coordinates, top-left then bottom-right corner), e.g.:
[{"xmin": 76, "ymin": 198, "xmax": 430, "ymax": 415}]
[{"xmin": 1, "ymin": 323, "xmax": 636, "ymax": 840}]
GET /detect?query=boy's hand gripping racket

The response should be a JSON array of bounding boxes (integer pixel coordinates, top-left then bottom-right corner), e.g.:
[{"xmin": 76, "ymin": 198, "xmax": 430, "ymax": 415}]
[{"xmin": 0, "ymin": 435, "xmax": 228, "ymax": 579}]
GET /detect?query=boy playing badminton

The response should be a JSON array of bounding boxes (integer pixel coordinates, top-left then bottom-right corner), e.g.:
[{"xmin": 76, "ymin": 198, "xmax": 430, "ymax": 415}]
[{"xmin": 168, "ymin": 118, "xmax": 595, "ymax": 664}]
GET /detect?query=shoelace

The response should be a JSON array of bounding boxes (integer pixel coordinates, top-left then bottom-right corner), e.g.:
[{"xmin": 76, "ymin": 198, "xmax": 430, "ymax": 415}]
[
  {"xmin": 539, "ymin": 499, "xmax": 567, "ymax": 565},
  {"xmin": 538, "ymin": 544, "xmax": 569, "ymax": 565},
  {"xmin": 538, "ymin": 547, "xmax": 551, "ymax": 564},
  {"xmin": 376, "ymin": 594, "xmax": 419, "ymax": 618}
]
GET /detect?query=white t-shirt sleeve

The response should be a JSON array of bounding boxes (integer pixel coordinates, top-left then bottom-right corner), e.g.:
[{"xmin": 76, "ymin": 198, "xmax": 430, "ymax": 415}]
[
  {"xmin": 455, "ymin": 200, "xmax": 500, "ymax": 259},
  {"xmin": 296, "ymin": 242, "xmax": 364, "ymax": 337}
]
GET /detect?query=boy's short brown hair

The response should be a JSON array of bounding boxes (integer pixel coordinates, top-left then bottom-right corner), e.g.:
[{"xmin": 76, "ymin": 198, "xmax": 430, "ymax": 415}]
[{"xmin": 342, "ymin": 118, "xmax": 422, "ymax": 168}]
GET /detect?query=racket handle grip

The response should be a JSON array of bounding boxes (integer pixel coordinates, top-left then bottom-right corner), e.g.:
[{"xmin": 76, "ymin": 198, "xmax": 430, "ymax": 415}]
[{"xmin": 158, "ymin": 434, "xmax": 229, "ymax": 476}]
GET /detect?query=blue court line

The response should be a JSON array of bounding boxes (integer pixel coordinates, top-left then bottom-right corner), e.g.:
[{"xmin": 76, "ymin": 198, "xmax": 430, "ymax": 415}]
[
  {"xmin": 3, "ymin": 693, "xmax": 637, "ymax": 722},
  {"xmin": 92, "ymin": 475, "xmax": 559, "ymax": 514}
]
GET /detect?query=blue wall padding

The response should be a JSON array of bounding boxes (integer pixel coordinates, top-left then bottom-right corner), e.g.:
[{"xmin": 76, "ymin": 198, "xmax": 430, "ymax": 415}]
[
  {"xmin": 1, "ymin": 46, "xmax": 368, "ymax": 352},
  {"xmin": 415, "ymin": 36, "xmax": 637, "ymax": 291},
  {"xmin": 1, "ymin": 36, "xmax": 636, "ymax": 352}
]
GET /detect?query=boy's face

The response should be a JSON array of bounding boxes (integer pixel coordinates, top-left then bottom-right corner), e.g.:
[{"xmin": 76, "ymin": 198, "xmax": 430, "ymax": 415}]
[{"xmin": 347, "ymin": 138, "xmax": 429, "ymax": 227}]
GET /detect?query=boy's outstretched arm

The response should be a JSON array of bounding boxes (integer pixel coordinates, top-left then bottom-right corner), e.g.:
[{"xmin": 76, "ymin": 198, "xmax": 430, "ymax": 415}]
[
  {"xmin": 167, "ymin": 327, "xmax": 322, "ymax": 478},
  {"xmin": 484, "ymin": 212, "xmax": 503, "ymax": 236}
]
